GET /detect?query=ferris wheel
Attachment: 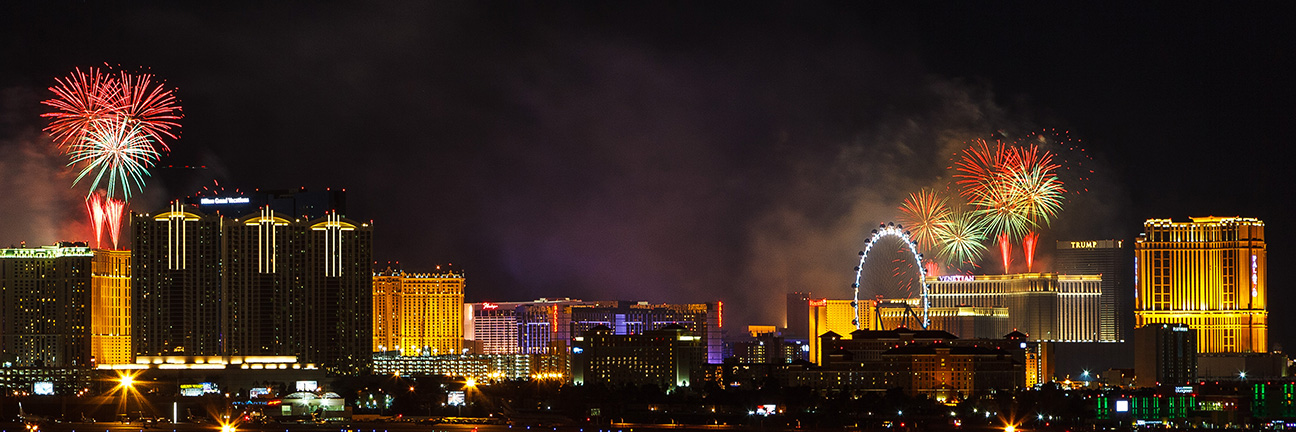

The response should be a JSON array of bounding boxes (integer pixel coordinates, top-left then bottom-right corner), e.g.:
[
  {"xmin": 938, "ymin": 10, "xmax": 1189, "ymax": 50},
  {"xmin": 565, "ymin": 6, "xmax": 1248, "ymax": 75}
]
[{"xmin": 851, "ymin": 222, "xmax": 930, "ymax": 329}]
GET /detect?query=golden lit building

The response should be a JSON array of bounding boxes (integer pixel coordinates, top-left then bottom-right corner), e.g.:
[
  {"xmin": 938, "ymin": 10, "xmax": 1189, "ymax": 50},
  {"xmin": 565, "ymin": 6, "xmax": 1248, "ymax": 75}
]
[
  {"xmin": 1135, "ymin": 217, "xmax": 1267, "ymax": 354},
  {"xmin": 372, "ymin": 269, "xmax": 464, "ymax": 356},
  {"xmin": 807, "ymin": 299, "xmax": 866, "ymax": 364},
  {"xmin": 925, "ymin": 273, "xmax": 1103, "ymax": 342},
  {"xmin": 91, "ymin": 249, "xmax": 131, "ymax": 365}
]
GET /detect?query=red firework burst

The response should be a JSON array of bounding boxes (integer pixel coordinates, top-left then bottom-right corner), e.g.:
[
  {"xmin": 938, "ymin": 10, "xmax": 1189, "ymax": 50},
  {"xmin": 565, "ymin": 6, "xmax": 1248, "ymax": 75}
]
[
  {"xmin": 41, "ymin": 67, "xmax": 118, "ymax": 152},
  {"xmin": 110, "ymin": 71, "xmax": 183, "ymax": 151}
]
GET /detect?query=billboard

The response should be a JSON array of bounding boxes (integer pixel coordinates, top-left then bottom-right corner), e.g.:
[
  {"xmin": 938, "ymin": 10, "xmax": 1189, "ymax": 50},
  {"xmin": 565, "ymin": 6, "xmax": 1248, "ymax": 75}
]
[
  {"xmin": 33, "ymin": 382, "xmax": 54, "ymax": 396},
  {"xmin": 296, "ymin": 381, "xmax": 318, "ymax": 392},
  {"xmin": 180, "ymin": 384, "xmax": 204, "ymax": 397},
  {"xmin": 447, "ymin": 391, "xmax": 465, "ymax": 407}
]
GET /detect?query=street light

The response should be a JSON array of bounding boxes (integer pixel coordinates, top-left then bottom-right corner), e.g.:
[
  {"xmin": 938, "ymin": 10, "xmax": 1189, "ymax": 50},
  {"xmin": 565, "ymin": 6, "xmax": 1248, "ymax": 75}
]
[{"xmin": 114, "ymin": 370, "xmax": 141, "ymax": 422}]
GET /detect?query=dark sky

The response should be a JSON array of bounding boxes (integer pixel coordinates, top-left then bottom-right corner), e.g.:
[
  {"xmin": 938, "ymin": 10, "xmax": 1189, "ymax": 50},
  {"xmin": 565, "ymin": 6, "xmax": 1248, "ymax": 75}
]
[{"xmin": 2, "ymin": 3, "xmax": 1295, "ymax": 346}]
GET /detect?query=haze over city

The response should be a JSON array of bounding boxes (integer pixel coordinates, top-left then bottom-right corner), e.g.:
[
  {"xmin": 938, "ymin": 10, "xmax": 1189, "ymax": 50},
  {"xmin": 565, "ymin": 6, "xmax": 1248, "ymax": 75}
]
[{"xmin": 2, "ymin": 2, "xmax": 1294, "ymax": 358}]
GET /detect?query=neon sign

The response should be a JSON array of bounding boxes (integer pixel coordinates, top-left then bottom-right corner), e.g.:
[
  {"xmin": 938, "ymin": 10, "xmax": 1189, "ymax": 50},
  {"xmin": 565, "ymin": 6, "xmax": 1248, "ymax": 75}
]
[
  {"xmin": 1070, "ymin": 241, "xmax": 1099, "ymax": 249},
  {"xmin": 809, "ymin": 299, "xmax": 827, "ymax": 307},
  {"xmin": 482, "ymin": 302, "xmax": 498, "ymax": 310},
  {"xmin": 937, "ymin": 275, "xmax": 975, "ymax": 282},
  {"xmin": 199, "ymin": 197, "xmax": 250, "ymax": 205},
  {"xmin": 1252, "ymin": 254, "xmax": 1259, "ymax": 297}
]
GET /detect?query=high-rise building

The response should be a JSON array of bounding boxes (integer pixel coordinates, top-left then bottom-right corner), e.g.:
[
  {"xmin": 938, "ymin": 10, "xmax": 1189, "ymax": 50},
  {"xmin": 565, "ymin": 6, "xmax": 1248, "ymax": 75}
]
[
  {"xmin": 571, "ymin": 324, "xmax": 704, "ymax": 389},
  {"xmin": 925, "ymin": 273, "xmax": 1103, "ymax": 342},
  {"xmin": 1133, "ymin": 323, "xmax": 1197, "ymax": 388},
  {"xmin": 133, "ymin": 196, "xmax": 374, "ymax": 374},
  {"xmin": 569, "ymin": 301, "xmax": 724, "ymax": 364},
  {"xmin": 372, "ymin": 268, "xmax": 464, "ymax": 356},
  {"xmin": 1057, "ymin": 239, "xmax": 1134, "ymax": 342},
  {"xmin": 465, "ymin": 299, "xmax": 597, "ymax": 355},
  {"xmin": 785, "ymin": 292, "xmax": 811, "ymax": 339},
  {"xmin": 807, "ymin": 298, "xmax": 862, "ymax": 364},
  {"xmin": 91, "ymin": 249, "xmax": 131, "ymax": 365},
  {"xmin": 1135, "ymin": 217, "xmax": 1267, "ymax": 354},
  {"xmin": 463, "ymin": 299, "xmax": 723, "ymax": 368},
  {"xmin": 0, "ymin": 243, "xmax": 93, "ymax": 368}
]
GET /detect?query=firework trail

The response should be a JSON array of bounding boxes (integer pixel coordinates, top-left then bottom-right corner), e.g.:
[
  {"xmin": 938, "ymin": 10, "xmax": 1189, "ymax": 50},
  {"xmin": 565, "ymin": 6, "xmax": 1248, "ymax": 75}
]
[
  {"xmin": 996, "ymin": 233, "xmax": 1012, "ymax": 273},
  {"xmin": 897, "ymin": 188, "xmax": 952, "ymax": 254},
  {"xmin": 85, "ymin": 194, "xmax": 107, "ymax": 249},
  {"xmin": 104, "ymin": 198, "xmax": 125, "ymax": 248},
  {"xmin": 1022, "ymin": 232, "xmax": 1039, "ymax": 272}
]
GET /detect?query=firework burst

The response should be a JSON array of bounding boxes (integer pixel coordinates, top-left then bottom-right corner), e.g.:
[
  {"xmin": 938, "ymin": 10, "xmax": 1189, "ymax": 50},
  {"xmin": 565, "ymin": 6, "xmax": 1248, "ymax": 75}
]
[
  {"xmin": 932, "ymin": 207, "xmax": 988, "ymax": 268},
  {"xmin": 41, "ymin": 67, "xmax": 117, "ymax": 152},
  {"xmin": 897, "ymin": 188, "xmax": 952, "ymax": 253},
  {"xmin": 43, "ymin": 67, "xmax": 182, "ymax": 249},
  {"xmin": 110, "ymin": 72, "xmax": 183, "ymax": 151},
  {"xmin": 69, "ymin": 120, "xmax": 160, "ymax": 202}
]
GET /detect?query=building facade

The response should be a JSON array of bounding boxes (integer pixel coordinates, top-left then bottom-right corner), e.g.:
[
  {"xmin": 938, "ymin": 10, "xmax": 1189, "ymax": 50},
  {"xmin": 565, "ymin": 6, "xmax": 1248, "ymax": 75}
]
[
  {"xmin": 372, "ymin": 352, "xmax": 565, "ymax": 381},
  {"xmin": 0, "ymin": 243, "xmax": 94, "ymax": 368},
  {"xmin": 133, "ymin": 197, "xmax": 374, "ymax": 374},
  {"xmin": 785, "ymin": 292, "xmax": 811, "ymax": 339},
  {"xmin": 1134, "ymin": 217, "xmax": 1267, "ymax": 354},
  {"xmin": 1057, "ymin": 239, "xmax": 1134, "ymax": 342},
  {"xmin": 569, "ymin": 301, "xmax": 724, "ymax": 364},
  {"xmin": 807, "ymin": 299, "xmax": 861, "ymax": 365},
  {"xmin": 792, "ymin": 329, "xmax": 1037, "ymax": 400},
  {"xmin": 571, "ymin": 324, "xmax": 704, "ymax": 389},
  {"xmin": 372, "ymin": 269, "xmax": 464, "ymax": 356},
  {"xmin": 1133, "ymin": 323, "xmax": 1197, "ymax": 388},
  {"xmin": 91, "ymin": 249, "xmax": 131, "ymax": 365},
  {"xmin": 925, "ymin": 273, "xmax": 1103, "ymax": 342},
  {"xmin": 464, "ymin": 299, "xmax": 598, "ymax": 355}
]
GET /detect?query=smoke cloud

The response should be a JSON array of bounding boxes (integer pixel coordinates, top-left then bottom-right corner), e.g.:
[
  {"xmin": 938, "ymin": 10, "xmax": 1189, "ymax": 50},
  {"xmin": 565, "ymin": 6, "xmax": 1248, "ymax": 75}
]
[{"xmin": 0, "ymin": 87, "xmax": 92, "ymax": 246}]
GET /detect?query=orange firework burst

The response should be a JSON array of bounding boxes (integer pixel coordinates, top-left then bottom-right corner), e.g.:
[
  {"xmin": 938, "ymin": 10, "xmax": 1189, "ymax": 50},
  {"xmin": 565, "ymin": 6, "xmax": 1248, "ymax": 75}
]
[{"xmin": 897, "ymin": 188, "xmax": 952, "ymax": 253}]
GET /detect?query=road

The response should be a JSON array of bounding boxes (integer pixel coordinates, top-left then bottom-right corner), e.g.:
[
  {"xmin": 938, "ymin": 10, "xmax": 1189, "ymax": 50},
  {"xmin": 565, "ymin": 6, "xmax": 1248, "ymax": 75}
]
[{"xmin": 0, "ymin": 423, "xmax": 757, "ymax": 432}]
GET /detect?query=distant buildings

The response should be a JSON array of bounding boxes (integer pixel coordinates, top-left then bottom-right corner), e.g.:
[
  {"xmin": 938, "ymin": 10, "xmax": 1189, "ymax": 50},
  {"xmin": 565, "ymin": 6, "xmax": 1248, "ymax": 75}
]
[
  {"xmin": 464, "ymin": 298, "xmax": 597, "ymax": 355},
  {"xmin": 1057, "ymin": 239, "xmax": 1134, "ymax": 341},
  {"xmin": 373, "ymin": 269, "xmax": 464, "ymax": 356},
  {"xmin": 133, "ymin": 194, "xmax": 373, "ymax": 374},
  {"xmin": 570, "ymin": 301, "xmax": 723, "ymax": 364},
  {"xmin": 372, "ymin": 351, "xmax": 564, "ymax": 381},
  {"xmin": 925, "ymin": 273, "xmax": 1103, "ymax": 342},
  {"xmin": 1134, "ymin": 217, "xmax": 1267, "ymax": 354},
  {"xmin": 790, "ymin": 329, "xmax": 1040, "ymax": 402}
]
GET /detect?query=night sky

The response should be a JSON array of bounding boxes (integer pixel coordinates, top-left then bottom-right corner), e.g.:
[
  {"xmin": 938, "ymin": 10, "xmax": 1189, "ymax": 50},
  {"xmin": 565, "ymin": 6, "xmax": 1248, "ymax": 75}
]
[{"xmin": 2, "ymin": 3, "xmax": 1295, "ymax": 347}]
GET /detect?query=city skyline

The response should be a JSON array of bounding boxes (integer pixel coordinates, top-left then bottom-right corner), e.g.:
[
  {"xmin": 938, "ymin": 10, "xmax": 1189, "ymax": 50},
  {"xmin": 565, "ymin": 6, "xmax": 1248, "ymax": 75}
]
[{"xmin": 2, "ymin": 3, "xmax": 1295, "ymax": 350}]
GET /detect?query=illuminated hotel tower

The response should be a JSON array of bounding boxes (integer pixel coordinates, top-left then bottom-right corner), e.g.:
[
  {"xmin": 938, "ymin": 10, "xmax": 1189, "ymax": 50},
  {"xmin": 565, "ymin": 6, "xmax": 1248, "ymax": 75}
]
[
  {"xmin": 1134, "ymin": 217, "xmax": 1267, "ymax": 354},
  {"xmin": 0, "ymin": 243, "xmax": 93, "ymax": 368},
  {"xmin": 91, "ymin": 249, "xmax": 132, "ymax": 365},
  {"xmin": 372, "ymin": 269, "xmax": 464, "ymax": 356},
  {"xmin": 134, "ymin": 192, "xmax": 374, "ymax": 374}
]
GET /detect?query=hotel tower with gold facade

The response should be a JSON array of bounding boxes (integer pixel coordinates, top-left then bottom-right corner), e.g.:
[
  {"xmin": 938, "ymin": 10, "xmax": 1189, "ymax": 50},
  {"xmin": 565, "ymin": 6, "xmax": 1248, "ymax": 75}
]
[
  {"xmin": 373, "ymin": 269, "xmax": 465, "ymax": 356},
  {"xmin": 1135, "ymin": 217, "xmax": 1267, "ymax": 354},
  {"xmin": 91, "ymin": 249, "xmax": 131, "ymax": 365}
]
